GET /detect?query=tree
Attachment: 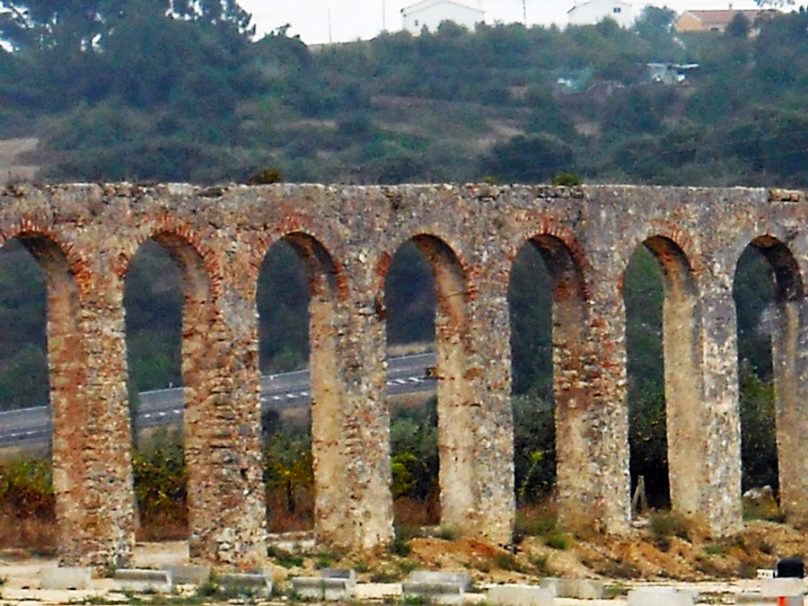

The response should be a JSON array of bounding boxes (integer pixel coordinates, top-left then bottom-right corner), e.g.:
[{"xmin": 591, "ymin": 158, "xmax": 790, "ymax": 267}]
[{"xmin": 726, "ymin": 13, "xmax": 751, "ymax": 38}]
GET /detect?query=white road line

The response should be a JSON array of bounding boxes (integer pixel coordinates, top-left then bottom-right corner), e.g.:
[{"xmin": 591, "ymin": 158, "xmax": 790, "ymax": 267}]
[
  {"xmin": 394, "ymin": 379, "xmax": 407, "ymax": 385},
  {"xmin": 408, "ymin": 377, "xmax": 420, "ymax": 383},
  {"xmin": 272, "ymin": 396, "xmax": 281, "ymax": 401}
]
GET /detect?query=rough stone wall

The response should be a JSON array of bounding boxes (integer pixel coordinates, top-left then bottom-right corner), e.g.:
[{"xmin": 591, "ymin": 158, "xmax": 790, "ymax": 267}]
[{"xmin": 2, "ymin": 182, "xmax": 807, "ymax": 568}]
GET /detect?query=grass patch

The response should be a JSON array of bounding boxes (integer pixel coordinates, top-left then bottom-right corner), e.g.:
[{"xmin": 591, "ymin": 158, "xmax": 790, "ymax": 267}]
[
  {"xmin": 648, "ymin": 511, "xmax": 692, "ymax": 550},
  {"xmin": 267, "ymin": 545, "xmax": 305, "ymax": 568}
]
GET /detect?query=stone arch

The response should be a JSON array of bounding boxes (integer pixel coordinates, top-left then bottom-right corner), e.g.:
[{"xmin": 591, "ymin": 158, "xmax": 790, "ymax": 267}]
[
  {"xmin": 0, "ymin": 227, "xmax": 94, "ymax": 562},
  {"xmin": 623, "ymin": 234, "xmax": 702, "ymax": 517},
  {"xmin": 508, "ymin": 232, "xmax": 590, "ymax": 522},
  {"xmin": 256, "ymin": 231, "xmax": 347, "ymax": 542},
  {"xmin": 733, "ymin": 235, "xmax": 806, "ymax": 522},
  {"xmin": 122, "ymin": 228, "xmax": 220, "ymax": 555},
  {"xmin": 380, "ymin": 232, "xmax": 473, "ymax": 533}
]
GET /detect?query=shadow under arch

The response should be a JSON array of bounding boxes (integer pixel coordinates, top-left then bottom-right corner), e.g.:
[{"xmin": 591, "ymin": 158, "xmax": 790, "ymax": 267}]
[
  {"xmin": 0, "ymin": 231, "xmax": 90, "ymax": 562},
  {"xmin": 508, "ymin": 233, "xmax": 589, "ymax": 520},
  {"xmin": 624, "ymin": 235, "xmax": 702, "ymax": 517},
  {"xmin": 123, "ymin": 230, "xmax": 217, "ymax": 553},
  {"xmin": 256, "ymin": 231, "xmax": 345, "ymax": 540},
  {"xmin": 733, "ymin": 235, "xmax": 804, "ymax": 520}
]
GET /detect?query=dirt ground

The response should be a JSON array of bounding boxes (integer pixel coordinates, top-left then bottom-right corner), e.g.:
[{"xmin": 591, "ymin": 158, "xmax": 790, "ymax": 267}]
[{"xmin": 0, "ymin": 515, "xmax": 806, "ymax": 604}]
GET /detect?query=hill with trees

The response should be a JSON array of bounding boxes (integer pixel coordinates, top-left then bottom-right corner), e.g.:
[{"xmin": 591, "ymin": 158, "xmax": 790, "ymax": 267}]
[{"xmin": 0, "ymin": 1, "xmax": 793, "ymax": 512}]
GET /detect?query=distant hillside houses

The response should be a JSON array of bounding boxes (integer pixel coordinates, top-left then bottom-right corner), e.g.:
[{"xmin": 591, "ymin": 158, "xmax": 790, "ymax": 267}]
[
  {"xmin": 568, "ymin": 0, "xmax": 635, "ymax": 28},
  {"xmin": 673, "ymin": 8, "xmax": 776, "ymax": 32},
  {"xmin": 400, "ymin": 0, "xmax": 485, "ymax": 35}
]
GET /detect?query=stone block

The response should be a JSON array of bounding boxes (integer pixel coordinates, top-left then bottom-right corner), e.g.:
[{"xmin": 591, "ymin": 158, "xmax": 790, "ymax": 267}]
[
  {"xmin": 487, "ymin": 584, "xmax": 555, "ymax": 606},
  {"xmin": 291, "ymin": 576, "xmax": 354, "ymax": 601},
  {"xmin": 540, "ymin": 577, "xmax": 604, "ymax": 599},
  {"xmin": 320, "ymin": 568, "xmax": 357, "ymax": 583},
  {"xmin": 627, "ymin": 587, "xmax": 694, "ymax": 606},
  {"xmin": 408, "ymin": 570, "xmax": 471, "ymax": 591},
  {"xmin": 113, "ymin": 569, "xmax": 172, "ymax": 593},
  {"xmin": 40, "ymin": 566, "xmax": 92, "ymax": 590},
  {"xmin": 217, "ymin": 572, "xmax": 272, "ymax": 597},
  {"xmin": 164, "ymin": 564, "xmax": 211, "ymax": 585},
  {"xmin": 761, "ymin": 578, "xmax": 805, "ymax": 598},
  {"xmin": 735, "ymin": 593, "xmax": 801, "ymax": 605}
]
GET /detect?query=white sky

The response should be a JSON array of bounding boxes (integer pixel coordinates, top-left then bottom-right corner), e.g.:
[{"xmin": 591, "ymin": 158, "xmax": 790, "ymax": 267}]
[{"xmin": 240, "ymin": 0, "xmax": 765, "ymax": 44}]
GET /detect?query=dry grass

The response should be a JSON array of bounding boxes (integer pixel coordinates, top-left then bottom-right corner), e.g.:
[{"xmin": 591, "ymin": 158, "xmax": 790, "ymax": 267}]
[{"xmin": 0, "ymin": 507, "xmax": 56, "ymax": 555}]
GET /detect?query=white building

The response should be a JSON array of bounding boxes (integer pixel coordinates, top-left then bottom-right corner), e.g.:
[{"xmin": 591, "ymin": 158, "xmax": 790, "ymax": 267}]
[
  {"xmin": 401, "ymin": 0, "xmax": 485, "ymax": 35},
  {"xmin": 568, "ymin": 0, "xmax": 634, "ymax": 28}
]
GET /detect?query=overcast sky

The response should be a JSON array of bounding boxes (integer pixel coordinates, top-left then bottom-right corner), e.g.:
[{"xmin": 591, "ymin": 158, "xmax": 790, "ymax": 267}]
[{"xmin": 239, "ymin": 0, "xmax": 765, "ymax": 44}]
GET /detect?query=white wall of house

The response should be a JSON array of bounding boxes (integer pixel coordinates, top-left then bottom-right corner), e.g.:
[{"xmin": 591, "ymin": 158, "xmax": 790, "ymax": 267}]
[
  {"xmin": 401, "ymin": 1, "xmax": 484, "ymax": 34},
  {"xmin": 568, "ymin": 0, "xmax": 634, "ymax": 28}
]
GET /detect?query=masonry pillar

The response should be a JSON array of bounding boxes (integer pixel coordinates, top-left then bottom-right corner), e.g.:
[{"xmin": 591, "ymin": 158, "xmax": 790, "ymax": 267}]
[
  {"xmin": 28, "ymin": 237, "xmax": 135, "ymax": 570},
  {"xmin": 771, "ymin": 296, "xmax": 808, "ymax": 525},
  {"xmin": 556, "ymin": 270, "xmax": 631, "ymax": 535},
  {"xmin": 182, "ymin": 261, "xmax": 266, "ymax": 568},
  {"xmin": 309, "ymin": 281, "xmax": 350, "ymax": 542},
  {"xmin": 696, "ymin": 285, "xmax": 743, "ymax": 536},
  {"xmin": 454, "ymin": 283, "xmax": 515, "ymax": 544},
  {"xmin": 330, "ymin": 270, "xmax": 393, "ymax": 550}
]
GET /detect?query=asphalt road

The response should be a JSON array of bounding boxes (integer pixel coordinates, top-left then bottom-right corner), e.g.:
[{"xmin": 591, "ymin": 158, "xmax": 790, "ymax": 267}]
[{"xmin": 0, "ymin": 352, "xmax": 437, "ymax": 450}]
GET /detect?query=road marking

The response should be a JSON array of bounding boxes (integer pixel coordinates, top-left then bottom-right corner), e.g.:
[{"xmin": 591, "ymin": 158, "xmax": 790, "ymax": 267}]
[
  {"xmin": 408, "ymin": 377, "xmax": 421, "ymax": 383},
  {"xmin": 300, "ymin": 391, "xmax": 309, "ymax": 397},
  {"xmin": 286, "ymin": 394, "xmax": 296, "ymax": 399},
  {"xmin": 272, "ymin": 396, "xmax": 281, "ymax": 401},
  {"xmin": 394, "ymin": 379, "xmax": 407, "ymax": 385}
]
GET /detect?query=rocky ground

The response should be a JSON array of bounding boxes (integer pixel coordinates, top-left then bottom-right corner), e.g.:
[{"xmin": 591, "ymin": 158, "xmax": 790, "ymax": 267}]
[{"xmin": 0, "ymin": 513, "xmax": 805, "ymax": 604}]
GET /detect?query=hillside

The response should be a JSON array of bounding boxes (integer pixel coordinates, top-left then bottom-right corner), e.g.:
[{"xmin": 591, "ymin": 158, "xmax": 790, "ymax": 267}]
[{"xmin": 2, "ymin": 6, "xmax": 808, "ymax": 188}]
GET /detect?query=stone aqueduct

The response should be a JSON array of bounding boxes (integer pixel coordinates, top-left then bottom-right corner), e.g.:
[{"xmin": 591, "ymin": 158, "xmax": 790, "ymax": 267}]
[{"xmin": 2, "ymin": 182, "xmax": 808, "ymax": 570}]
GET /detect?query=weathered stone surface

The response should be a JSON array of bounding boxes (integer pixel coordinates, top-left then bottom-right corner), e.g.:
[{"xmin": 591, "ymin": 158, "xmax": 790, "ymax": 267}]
[
  {"xmin": 291, "ymin": 576, "xmax": 354, "ymax": 601},
  {"xmin": 112, "ymin": 568, "xmax": 172, "ymax": 593},
  {"xmin": 164, "ymin": 564, "xmax": 211, "ymax": 584},
  {"xmin": 760, "ymin": 577, "xmax": 804, "ymax": 597},
  {"xmin": 487, "ymin": 584, "xmax": 555, "ymax": 606},
  {"xmin": 540, "ymin": 577, "xmax": 604, "ymax": 599},
  {"xmin": 7, "ymin": 182, "xmax": 808, "ymax": 567},
  {"xmin": 39, "ymin": 566, "xmax": 92, "ymax": 590}
]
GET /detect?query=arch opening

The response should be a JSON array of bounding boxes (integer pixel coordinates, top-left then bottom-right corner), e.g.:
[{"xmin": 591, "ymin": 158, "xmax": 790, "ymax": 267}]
[
  {"xmin": 733, "ymin": 236, "xmax": 803, "ymax": 517},
  {"xmin": 123, "ymin": 232, "xmax": 218, "ymax": 546},
  {"xmin": 123, "ymin": 239, "xmax": 185, "ymax": 541},
  {"xmin": 508, "ymin": 235, "xmax": 587, "ymax": 520},
  {"xmin": 257, "ymin": 234, "xmax": 341, "ymax": 537},
  {"xmin": 623, "ymin": 236, "xmax": 701, "ymax": 515},
  {"xmin": 383, "ymin": 235, "xmax": 470, "ymax": 533},
  {"xmin": 0, "ymin": 234, "xmax": 82, "ymax": 555}
]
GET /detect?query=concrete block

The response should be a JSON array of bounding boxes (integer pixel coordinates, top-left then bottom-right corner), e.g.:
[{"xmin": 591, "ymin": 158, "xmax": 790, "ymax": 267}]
[
  {"xmin": 292, "ymin": 576, "xmax": 354, "ymax": 601},
  {"xmin": 40, "ymin": 567, "xmax": 92, "ymax": 590},
  {"xmin": 627, "ymin": 587, "xmax": 694, "ymax": 606},
  {"xmin": 164, "ymin": 564, "xmax": 211, "ymax": 585},
  {"xmin": 487, "ymin": 584, "xmax": 555, "ymax": 606},
  {"xmin": 217, "ymin": 572, "xmax": 272, "ymax": 597},
  {"xmin": 540, "ymin": 577, "xmax": 604, "ymax": 599},
  {"xmin": 408, "ymin": 570, "xmax": 471, "ymax": 591},
  {"xmin": 113, "ymin": 569, "xmax": 172, "ymax": 593},
  {"xmin": 735, "ymin": 593, "xmax": 800, "ymax": 605},
  {"xmin": 761, "ymin": 578, "xmax": 805, "ymax": 598},
  {"xmin": 320, "ymin": 568, "xmax": 357, "ymax": 584}
]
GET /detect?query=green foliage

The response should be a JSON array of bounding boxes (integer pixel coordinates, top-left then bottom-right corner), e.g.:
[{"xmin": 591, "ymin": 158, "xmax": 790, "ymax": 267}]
[
  {"xmin": 0, "ymin": 456, "xmax": 53, "ymax": 518},
  {"xmin": 267, "ymin": 545, "xmax": 305, "ymax": 568},
  {"xmin": 131, "ymin": 429, "xmax": 187, "ymax": 521}
]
